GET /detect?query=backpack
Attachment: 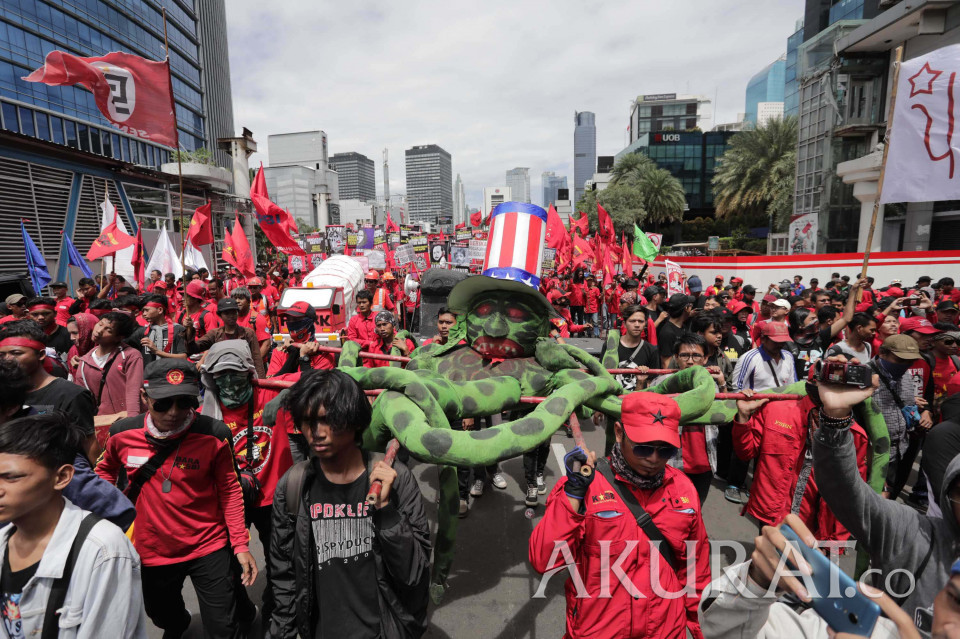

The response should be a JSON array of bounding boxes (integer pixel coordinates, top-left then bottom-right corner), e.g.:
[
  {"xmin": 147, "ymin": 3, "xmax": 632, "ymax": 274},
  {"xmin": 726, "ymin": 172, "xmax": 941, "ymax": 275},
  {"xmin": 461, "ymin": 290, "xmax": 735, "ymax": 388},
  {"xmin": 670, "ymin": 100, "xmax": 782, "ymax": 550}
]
[{"xmin": 284, "ymin": 451, "xmax": 387, "ymax": 518}]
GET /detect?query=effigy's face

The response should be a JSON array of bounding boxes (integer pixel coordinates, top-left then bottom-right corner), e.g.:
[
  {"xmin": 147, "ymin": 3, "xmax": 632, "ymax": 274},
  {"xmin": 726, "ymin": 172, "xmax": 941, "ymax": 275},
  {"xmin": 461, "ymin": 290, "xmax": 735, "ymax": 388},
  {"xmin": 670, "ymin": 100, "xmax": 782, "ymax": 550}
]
[{"xmin": 466, "ymin": 291, "xmax": 547, "ymax": 358}]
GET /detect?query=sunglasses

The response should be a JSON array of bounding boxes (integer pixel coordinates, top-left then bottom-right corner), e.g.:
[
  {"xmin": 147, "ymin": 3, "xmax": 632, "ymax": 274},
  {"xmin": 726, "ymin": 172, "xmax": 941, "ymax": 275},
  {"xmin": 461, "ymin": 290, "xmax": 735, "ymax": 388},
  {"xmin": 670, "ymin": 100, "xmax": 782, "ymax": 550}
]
[
  {"xmin": 151, "ymin": 396, "xmax": 198, "ymax": 412},
  {"xmin": 941, "ymin": 338, "xmax": 958, "ymax": 346},
  {"xmin": 632, "ymin": 443, "xmax": 679, "ymax": 459}
]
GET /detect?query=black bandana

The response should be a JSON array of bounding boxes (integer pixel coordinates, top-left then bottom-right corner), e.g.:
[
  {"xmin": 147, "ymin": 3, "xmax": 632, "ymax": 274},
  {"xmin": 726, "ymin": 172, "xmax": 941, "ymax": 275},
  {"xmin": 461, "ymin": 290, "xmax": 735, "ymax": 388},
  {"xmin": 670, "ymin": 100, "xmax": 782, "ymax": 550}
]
[{"xmin": 609, "ymin": 442, "xmax": 664, "ymax": 491}]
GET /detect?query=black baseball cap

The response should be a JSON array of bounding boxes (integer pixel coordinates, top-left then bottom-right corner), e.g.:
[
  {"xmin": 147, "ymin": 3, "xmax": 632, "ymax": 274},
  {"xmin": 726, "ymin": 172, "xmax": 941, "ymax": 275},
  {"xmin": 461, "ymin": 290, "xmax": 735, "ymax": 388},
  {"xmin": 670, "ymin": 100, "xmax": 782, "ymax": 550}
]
[
  {"xmin": 938, "ymin": 300, "xmax": 959, "ymax": 312},
  {"xmin": 918, "ymin": 275, "xmax": 932, "ymax": 284},
  {"xmin": 50, "ymin": 281, "xmax": 67, "ymax": 289},
  {"xmin": 667, "ymin": 293, "xmax": 693, "ymax": 310},
  {"xmin": 217, "ymin": 297, "xmax": 239, "ymax": 314},
  {"xmin": 642, "ymin": 285, "xmax": 661, "ymax": 299},
  {"xmin": 742, "ymin": 285, "xmax": 757, "ymax": 294},
  {"xmin": 142, "ymin": 359, "xmax": 200, "ymax": 399}
]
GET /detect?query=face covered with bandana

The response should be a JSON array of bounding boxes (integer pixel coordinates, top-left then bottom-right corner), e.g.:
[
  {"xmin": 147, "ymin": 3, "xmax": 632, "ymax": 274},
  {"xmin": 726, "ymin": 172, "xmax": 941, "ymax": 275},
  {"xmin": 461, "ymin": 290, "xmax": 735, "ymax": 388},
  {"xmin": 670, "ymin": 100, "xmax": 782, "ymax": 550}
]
[
  {"xmin": 285, "ymin": 316, "xmax": 315, "ymax": 344},
  {"xmin": 214, "ymin": 371, "xmax": 253, "ymax": 408},
  {"xmin": 466, "ymin": 291, "xmax": 548, "ymax": 358}
]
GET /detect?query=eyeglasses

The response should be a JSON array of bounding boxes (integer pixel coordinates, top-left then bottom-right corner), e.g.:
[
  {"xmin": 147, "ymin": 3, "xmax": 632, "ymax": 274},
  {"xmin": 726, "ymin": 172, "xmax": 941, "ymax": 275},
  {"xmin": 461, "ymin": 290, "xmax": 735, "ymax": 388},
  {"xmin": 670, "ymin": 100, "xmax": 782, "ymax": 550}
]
[
  {"xmin": 632, "ymin": 443, "xmax": 679, "ymax": 459},
  {"xmin": 151, "ymin": 396, "xmax": 198, "ymax": 412},
  {"xmin": 940, "ymin": 339, "xmax": 957, "ymax": 346},
  {"xmin": 676, "ymin": 352, "xmax": 705, "ymax": 361}
]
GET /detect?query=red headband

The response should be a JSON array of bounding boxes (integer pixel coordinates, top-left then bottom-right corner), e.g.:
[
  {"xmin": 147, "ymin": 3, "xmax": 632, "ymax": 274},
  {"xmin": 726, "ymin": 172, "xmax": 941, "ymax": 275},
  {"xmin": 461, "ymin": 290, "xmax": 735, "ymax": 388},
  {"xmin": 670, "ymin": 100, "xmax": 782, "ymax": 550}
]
[
  {"xmin": 144, "ymin": 302, "xmax": 166, "ymax": 310},
  {"xmin": 0, "ymin": 337, "xmax": 46, "ymax": 351},
  {"xmin": 90, "ymin": 308, "xmax": 110, "ymax": 317},
  {"xmin": 27, "ymin": 304, "xmax": 55, "ymax": 312}
]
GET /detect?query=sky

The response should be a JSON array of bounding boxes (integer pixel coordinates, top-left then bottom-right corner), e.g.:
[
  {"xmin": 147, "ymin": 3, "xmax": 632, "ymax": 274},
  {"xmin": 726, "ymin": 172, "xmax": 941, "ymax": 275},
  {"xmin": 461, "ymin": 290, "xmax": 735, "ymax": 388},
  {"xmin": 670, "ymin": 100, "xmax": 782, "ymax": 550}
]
[{"xmin": 225, "ymin": 0, "xmax": 804, "ymax": 210}]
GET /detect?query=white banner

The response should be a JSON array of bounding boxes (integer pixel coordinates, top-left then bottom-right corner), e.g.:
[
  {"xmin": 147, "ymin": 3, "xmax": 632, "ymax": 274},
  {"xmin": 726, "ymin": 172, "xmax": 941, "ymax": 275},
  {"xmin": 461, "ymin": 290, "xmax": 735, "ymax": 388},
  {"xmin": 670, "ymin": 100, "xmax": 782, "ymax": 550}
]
[
  {"xmin": 145, "ymin": 224, "xmax": 183, "ymax": 280},
  {"xmin": 666, "ymin": 259, "xmax": 684, "ymax": 295},
  {"xmin": 100, "ymin": 197, "xmax": 134, "ymax": 281},
  {"xmin": 788, "ymin": 213, "xmax": 818, "ymax": 254},
  {"xmin": 882, "ymin": 43, "xmax": 960, "ymax": 203}
]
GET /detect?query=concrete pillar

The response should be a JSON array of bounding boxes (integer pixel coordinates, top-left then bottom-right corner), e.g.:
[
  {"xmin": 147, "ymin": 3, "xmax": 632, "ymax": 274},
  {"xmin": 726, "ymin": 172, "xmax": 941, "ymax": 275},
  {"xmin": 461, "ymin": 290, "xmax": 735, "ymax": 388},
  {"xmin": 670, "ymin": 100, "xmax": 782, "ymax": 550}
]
[
  {"xmin": 836, "ymin": 151, "xmax": 884, "ymax": 252},
  {"xmin": 903, "ymin": 201, "xmax": 933, "ymax": 251}
]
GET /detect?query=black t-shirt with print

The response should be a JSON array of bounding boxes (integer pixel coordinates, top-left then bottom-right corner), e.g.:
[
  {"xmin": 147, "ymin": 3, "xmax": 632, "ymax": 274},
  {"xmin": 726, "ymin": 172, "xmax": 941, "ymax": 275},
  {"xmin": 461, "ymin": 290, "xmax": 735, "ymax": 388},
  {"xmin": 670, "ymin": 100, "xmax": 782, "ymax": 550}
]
[
  {"xmin": 310, "ymin": 461, "xmax": 380, "ymax": 638},
  {"xmin": 656, "ymin": 320, "xmax": 685, "ymax": 362},
  {"xmin": 600, "ymin": 340, "xmax": 660, "ymax": 392},
  {"xmin": 26, "ymin": 378, "xmax": 96, "ymax": 437},
  {"xmin": 1, "ymin": 544, "xmax": 40, "ymax": 639}
]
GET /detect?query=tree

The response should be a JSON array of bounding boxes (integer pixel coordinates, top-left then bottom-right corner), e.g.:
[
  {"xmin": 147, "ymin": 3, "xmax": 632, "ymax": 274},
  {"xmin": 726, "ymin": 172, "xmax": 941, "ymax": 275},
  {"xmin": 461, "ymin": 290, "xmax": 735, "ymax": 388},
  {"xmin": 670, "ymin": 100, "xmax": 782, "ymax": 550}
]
[
  {"xmin": 610, "ymin": 153, "xmax": 654, "ymax": 186},
  {"xmin": 712, "ymin": 116, "xmax": 798, "ymax": 231},
  {"xmin": 635, "ymin": 166, "xmax": 686, "ymax": 226}
]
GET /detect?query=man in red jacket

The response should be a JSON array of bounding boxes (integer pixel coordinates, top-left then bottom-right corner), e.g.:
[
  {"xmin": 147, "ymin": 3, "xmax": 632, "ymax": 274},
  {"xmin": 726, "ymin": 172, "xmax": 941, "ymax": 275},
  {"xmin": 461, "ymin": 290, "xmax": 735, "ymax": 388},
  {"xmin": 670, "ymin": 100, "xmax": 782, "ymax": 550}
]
[
  {"xmin": 529, "ymin": 392, "xmax": 710, "ymax": 639},
  {"xmin": 732, "ymin": 383, "xmax": 869, "ymax": 543},
  {"xmin": 346, "ymin": 290, "xmax": 377, "ymax": 351},
  {"xmin": 96, "ymin": 359, "xmax": 257, "ymax": 638}
]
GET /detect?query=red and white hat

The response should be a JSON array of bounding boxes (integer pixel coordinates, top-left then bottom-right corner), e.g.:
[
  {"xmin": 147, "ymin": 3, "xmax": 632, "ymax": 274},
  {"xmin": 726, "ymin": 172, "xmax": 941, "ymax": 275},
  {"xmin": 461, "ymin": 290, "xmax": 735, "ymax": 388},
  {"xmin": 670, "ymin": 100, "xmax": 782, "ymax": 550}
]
[{"xmin": 482, "ymin": 202, "xmax": 547, "ymax": 289}]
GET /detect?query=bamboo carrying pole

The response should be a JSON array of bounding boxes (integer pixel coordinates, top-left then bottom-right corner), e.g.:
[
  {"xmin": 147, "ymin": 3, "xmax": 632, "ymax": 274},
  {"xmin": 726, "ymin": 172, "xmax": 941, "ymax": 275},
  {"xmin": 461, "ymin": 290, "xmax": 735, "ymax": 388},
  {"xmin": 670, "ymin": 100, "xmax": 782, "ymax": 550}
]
[
  {"xmin": 365, "ymin": 439, "xmax": 401, "ymax": 504},
  {"xmin": 860, "ymin": 45, "xmax": 904, "ymax": 298},
  {"xmin": 566, "ymin": 413, "xmax": 593, "ymax": 476},
  {"xmin": 161, "ymin": 9, "xmax": 186, "ymax": 278}
]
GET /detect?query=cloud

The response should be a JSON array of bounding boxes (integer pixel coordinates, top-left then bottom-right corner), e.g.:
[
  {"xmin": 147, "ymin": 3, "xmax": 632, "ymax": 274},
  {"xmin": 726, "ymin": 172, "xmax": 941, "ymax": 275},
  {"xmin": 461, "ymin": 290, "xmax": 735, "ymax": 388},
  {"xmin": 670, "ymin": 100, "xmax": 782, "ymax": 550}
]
[{"xmin": 225, "ymin": 0, "xmax": 803, "ymax": 208}]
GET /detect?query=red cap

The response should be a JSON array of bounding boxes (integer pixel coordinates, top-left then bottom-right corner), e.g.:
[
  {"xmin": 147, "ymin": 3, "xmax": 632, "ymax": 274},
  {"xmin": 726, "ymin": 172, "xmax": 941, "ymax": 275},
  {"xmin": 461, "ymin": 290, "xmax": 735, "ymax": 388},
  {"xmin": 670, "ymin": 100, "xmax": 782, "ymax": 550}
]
[
  {"xmin": 246, "ymin": 277, "xmax": 263, "ymax": 287},
  {"xmin": 731, "ymin": 276, "xmax": 743, "ymax": 284},
  {"xmin": 885, "ymin": 287, "xmax": 904, "ymax": 298},
  {"xmin": 620, "ymin": 393, "xmax": 681, "ymax": 447},
  {"xmin": 762, "ymin": 293, "xmax": 779, "ymax": 303},
  {"xmin": 900, "ymin": 317, "xmax": 941, "ymax": 334},
  {"xmin": 185, "ymin": 280, "xmax": 207, "ymax": 300},
  {"xmin": 760, "ymin": 321, "xmax": 791, "ymax": 342},
  {"xmin": 281, "ymin": 301, "xmax": 317, "ymax": 321},
  {"xmin": 728, "ymin": 300, "xmax": 748, "ymax": 315},
  {"xmin": 715, "ymin": 274, "xmax": 724, "ymax": 281},
  {"xmin": 151, "ymin": 280, "xmax": 167, "ymax": 290},
  {"xmin": 547, "ymin": 289, "xmax": 567, "ymax": 304}
]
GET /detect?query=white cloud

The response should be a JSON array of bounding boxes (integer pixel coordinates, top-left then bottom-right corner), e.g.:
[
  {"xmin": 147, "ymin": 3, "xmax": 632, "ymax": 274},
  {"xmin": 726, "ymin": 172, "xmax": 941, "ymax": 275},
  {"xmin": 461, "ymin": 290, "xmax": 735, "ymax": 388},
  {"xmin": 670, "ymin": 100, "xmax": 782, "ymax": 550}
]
[{"xmin": 225, "ymin": 0, "xmax": 804, "ymax": 208}]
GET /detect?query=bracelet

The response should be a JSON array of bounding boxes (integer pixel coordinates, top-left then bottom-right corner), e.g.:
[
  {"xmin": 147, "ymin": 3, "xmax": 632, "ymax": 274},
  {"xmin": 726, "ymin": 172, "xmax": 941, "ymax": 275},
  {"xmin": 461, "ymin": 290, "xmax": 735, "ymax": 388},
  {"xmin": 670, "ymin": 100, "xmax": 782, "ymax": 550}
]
[{"xmin": 818, "ymin": 409, "xmax": 853, "ymax": 429}]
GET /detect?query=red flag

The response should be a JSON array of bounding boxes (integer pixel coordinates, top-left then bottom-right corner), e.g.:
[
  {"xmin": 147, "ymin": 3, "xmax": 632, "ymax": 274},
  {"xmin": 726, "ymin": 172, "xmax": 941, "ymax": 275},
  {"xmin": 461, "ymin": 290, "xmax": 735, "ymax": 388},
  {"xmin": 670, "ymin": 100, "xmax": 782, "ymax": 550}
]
[
  {"xmin": 187, "ymin": 201, "xmax": 214, "ymax": 247},
  {"xmin": 570, "ymin": 212, "xmax": 589, "ymax": 237},
  {"xmin": 470, "ymin": 210, "xmax": 482, "ymax": 227},
  {"xmin": 23, "ymin": 51, "xmax": 177, "ymax": 147},
  {"xmin": 621, "ymin": 233, "xmax": 632, "ymax": 276},
  {"xmin": 386, "ymin": 212, "xmax": 400, "ymax": 233},
  {"xmin": 597, "ymin": 203, "xmax": 614, "ymax": 243},
  {"xmin": 250, "ymin": 165, "xmax": 307, "ymax": 256},
  {"xmin": 86, "ymin": 217, "xmax": 135, "ymax": 261},
  {"xmin": 454, "ymin": 222, "xmax": 466, "ymax": 230},
  {"xmin": 223, "ymin": 214, "xmax": 256, "ymax": 278},
  {"xmin": 545, "ymin": 204, "xmax": 571, "ymax": 251},
  {"xmin": 602, "ymin": 249, "xmax": 616, "ymax": 288},
  {"xmin": 132, "ymin": 226, "xmax": 145, "ymax": 291},
  {"xmin": 572, "ymin": 234, "xmax": 594, "ymax": 269}
]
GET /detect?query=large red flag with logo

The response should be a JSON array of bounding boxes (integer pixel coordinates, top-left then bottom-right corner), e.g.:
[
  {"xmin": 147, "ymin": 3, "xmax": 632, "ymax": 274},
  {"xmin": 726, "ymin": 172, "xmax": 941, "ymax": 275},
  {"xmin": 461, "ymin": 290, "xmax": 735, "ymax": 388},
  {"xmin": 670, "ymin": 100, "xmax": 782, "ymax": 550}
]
[
  {"xmin": 23, "ymin": 51, "xmax": 177, "ymax": 147},
  {"xmin": 470, "ymin": 210, "xmax": 482, "ymax": 227},
  {"xmin": 223, "ymin": 214, "xmax": 256, "ymax": 278},
  {"xmin": 570, "ymin": 212, "xmax": 589, "ymax": 237},
  {"xmin": 250, "ymin": 165, "xmax": 307, "ymax": 256},
  {"xmin": 572, "ymin": 234, "xmax": 594, "ymax": 269},
  {"xmin": 86, "ymin": 214, "xmax": 135, "ymax": 261},
  {"xmin": 545, "ymin": 204, "xmax": 571, "ymax": 251},
  {"xmin": 386, "ymin": 212, "xmax": 400, "ymax": 233},
  {"xmin": 186, "ymin": 201, "xmax": 214, "ymax": 247}
]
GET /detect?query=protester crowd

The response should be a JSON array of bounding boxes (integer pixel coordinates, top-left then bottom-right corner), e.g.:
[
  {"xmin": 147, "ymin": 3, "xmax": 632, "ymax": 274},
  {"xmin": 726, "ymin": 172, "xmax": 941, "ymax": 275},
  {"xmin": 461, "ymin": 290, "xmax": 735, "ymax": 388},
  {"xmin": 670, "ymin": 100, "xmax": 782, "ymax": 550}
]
[{"xmin": 2, "ymin": 260, "xmax": 960, "ymax": 638}]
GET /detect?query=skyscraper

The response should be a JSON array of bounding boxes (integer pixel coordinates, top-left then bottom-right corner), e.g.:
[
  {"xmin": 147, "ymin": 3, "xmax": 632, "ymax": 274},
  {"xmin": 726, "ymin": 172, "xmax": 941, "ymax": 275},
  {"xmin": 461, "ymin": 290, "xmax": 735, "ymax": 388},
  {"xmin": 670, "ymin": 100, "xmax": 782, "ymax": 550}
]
[
  {"xmin": 329, "ymin": 152, "xmax": 376, "ymax": 202},
  {"xmin": 453, "ymin": 174, "xmax": 467, "ymax": 227},
  {"xmin": 405, "ymin": 144, "xmax": 453, "ymax": 226},
  {"xmin": 573, "ymin": 111, "xmax": 596, "ymax": 205},
  {"xmin": 505, "ymin": 167, "xmax": 531, "ymax": 203},
  {"xmin": 745, "ymin": 56, "xmax": 786, "ymax": 125},
  {"xmin": 541, "ymin": 172, "xmax": 568, "ymax": 208}
]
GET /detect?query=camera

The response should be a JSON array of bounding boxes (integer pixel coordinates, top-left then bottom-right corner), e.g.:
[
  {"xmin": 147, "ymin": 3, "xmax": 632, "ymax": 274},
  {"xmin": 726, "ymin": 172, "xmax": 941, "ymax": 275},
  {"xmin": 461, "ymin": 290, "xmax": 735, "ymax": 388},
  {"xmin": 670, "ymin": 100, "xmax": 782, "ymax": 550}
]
[
  {"xmin": 816, "ymin": 361, "xmax": 872, "ymax": 388},
  {"xmin": 901, "ymin": 297, "xmax": 921, "ymax": 307}
]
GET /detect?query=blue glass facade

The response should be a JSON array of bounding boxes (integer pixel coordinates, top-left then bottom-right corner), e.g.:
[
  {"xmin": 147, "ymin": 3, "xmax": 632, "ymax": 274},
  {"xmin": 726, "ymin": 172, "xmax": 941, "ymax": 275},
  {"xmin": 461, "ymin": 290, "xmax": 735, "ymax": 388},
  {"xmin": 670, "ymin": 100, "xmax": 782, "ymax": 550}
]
[
  {"xmin": 0, "ymin": 0, "xmax": 209, "ymax": 167},
  {"xmin": 784, "ymin": 21, "xmax": 804, "ymax": 117},
  {"xmin": 745, "ymin": 57, "xmax": 786, "ymax": 125},
  {"xmin": 828, "ymin": 0, "xmax": 864, "ymax": 24}
]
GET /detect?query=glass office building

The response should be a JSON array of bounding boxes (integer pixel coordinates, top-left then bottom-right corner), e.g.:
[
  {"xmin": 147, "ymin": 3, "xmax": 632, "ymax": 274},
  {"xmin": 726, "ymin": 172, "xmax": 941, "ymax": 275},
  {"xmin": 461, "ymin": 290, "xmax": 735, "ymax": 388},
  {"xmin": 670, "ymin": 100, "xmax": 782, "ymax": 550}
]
[
  {"xmin": 615, "ymin": 131, "xmax": 736, "ymax": 216},
  {"xmin": 745, "ymin": 56, "xmax": 786, "ymax": 125},
  {"xmin": 0, "ymin": 0, "xmax": 237, "ymax": 278}
]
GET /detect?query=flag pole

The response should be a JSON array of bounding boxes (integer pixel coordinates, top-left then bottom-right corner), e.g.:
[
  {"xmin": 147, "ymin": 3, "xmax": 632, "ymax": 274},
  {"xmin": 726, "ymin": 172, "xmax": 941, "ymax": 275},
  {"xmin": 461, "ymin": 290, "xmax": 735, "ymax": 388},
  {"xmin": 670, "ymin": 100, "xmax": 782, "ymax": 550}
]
[
  {"xmin": 860, "ymin": 45, "xmax": 903, "ymax": 294},
  {"xmin": 161, "ymin": 8, "xmax": 186, "ymax": 279}
]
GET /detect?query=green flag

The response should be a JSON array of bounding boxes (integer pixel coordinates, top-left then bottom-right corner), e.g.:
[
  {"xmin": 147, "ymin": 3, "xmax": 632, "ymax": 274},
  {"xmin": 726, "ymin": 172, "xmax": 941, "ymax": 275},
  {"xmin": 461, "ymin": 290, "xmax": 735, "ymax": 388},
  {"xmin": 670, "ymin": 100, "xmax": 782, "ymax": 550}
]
[{"xmin": 633, "ymin": 224, "xmax": 659, "ymax": 262}]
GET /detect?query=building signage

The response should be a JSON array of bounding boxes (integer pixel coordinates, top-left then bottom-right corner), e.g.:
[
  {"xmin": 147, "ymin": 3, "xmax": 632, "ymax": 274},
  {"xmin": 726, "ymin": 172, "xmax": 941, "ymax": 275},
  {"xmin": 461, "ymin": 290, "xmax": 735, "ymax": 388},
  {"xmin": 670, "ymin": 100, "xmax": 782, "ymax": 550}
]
[
  {"xmin": 642, "ymin": 93, "xmax": 677, "ymax": 102},
  {"xmin": 654, "ymin": 133, "xmax": 681, "ymax": 143}
]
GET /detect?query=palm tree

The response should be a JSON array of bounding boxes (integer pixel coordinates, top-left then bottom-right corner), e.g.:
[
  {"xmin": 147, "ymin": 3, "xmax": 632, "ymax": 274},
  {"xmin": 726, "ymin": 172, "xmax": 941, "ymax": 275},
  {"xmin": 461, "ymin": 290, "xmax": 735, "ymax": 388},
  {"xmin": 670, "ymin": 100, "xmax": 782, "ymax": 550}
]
[
  {"xmin": 638, "ymin": 167, "xmax": 686, "ymax": 226},
  {"xmin": 610, "ymin": 152, "xmax": 655, "ymax": 186},
  {"xmin": 712, "ymin": 116, "xmax": 798, "ymax": 228}
]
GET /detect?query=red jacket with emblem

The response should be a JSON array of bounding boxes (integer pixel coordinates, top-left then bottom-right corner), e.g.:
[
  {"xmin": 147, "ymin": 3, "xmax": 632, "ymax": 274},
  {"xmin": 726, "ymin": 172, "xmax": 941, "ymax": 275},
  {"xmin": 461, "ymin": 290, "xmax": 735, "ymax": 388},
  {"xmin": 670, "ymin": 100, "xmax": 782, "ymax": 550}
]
[
  {"xmin": 529, "ymin": 464, "xmax": 710, "ymax": 639},
  {"xmin": 732, "ymin": 395, "xmax": 869, "ymax": 541}
]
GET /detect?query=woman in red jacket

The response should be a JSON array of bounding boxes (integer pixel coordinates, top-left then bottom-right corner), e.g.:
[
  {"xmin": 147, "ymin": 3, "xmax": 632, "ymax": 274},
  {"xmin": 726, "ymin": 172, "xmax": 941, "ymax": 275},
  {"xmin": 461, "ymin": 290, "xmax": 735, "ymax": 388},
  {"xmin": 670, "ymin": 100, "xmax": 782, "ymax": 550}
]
[
  {"xmin": 529, "ymin": 392, "xmax": 710, "ymax": 639},
  {"xmin": 732, "ymin": 384, "xmax": 869, "ymax": 543}
]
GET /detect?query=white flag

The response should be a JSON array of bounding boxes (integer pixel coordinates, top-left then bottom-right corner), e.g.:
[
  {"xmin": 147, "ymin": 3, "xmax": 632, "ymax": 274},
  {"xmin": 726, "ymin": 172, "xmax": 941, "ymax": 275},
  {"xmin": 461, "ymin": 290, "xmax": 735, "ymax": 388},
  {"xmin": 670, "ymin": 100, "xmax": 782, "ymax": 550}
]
[
  {"xmin": 882, "ymin": 43, "xmax": 960, "ymax": 203},
  {"xmin": 146, "ymin": 224, "xmax": 183, "ymax": 280},
  {"xmin": 99, "ymin": 197, "xmax": 135, "ymax": 281},
  {"xmin": 181, "ymin": 241, "xmax": 208, "ymax": 272}
]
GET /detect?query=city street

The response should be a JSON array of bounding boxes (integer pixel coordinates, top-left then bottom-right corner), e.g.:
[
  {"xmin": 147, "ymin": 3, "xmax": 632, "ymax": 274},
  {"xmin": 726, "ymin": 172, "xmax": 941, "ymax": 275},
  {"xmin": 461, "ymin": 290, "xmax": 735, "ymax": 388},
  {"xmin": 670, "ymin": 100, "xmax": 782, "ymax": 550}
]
[{"xmin": 152, "ymin": 415, "xmax": 770, "ymax": 639}]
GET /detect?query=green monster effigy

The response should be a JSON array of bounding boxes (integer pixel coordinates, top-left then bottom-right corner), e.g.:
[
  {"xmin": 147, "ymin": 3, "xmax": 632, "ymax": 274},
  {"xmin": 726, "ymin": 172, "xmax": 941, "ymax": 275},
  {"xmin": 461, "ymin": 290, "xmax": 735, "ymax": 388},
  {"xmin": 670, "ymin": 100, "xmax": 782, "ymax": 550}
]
[{"xmin": 266, "ymin": 202, "xmax": 892, "ymax": 602}]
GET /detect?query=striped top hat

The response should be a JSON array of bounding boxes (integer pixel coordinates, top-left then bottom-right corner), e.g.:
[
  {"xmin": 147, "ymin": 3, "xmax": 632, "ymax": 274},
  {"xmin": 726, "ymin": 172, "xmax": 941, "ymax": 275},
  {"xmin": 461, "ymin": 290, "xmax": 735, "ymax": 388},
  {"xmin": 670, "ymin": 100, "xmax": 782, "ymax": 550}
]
[
  {"xmin": 482, "ymin": 202, "xmax": 547, "ymax": 289},
  {"xmin": 447, "ymin": 201, "xmax": 553, "ymax": 317}
]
